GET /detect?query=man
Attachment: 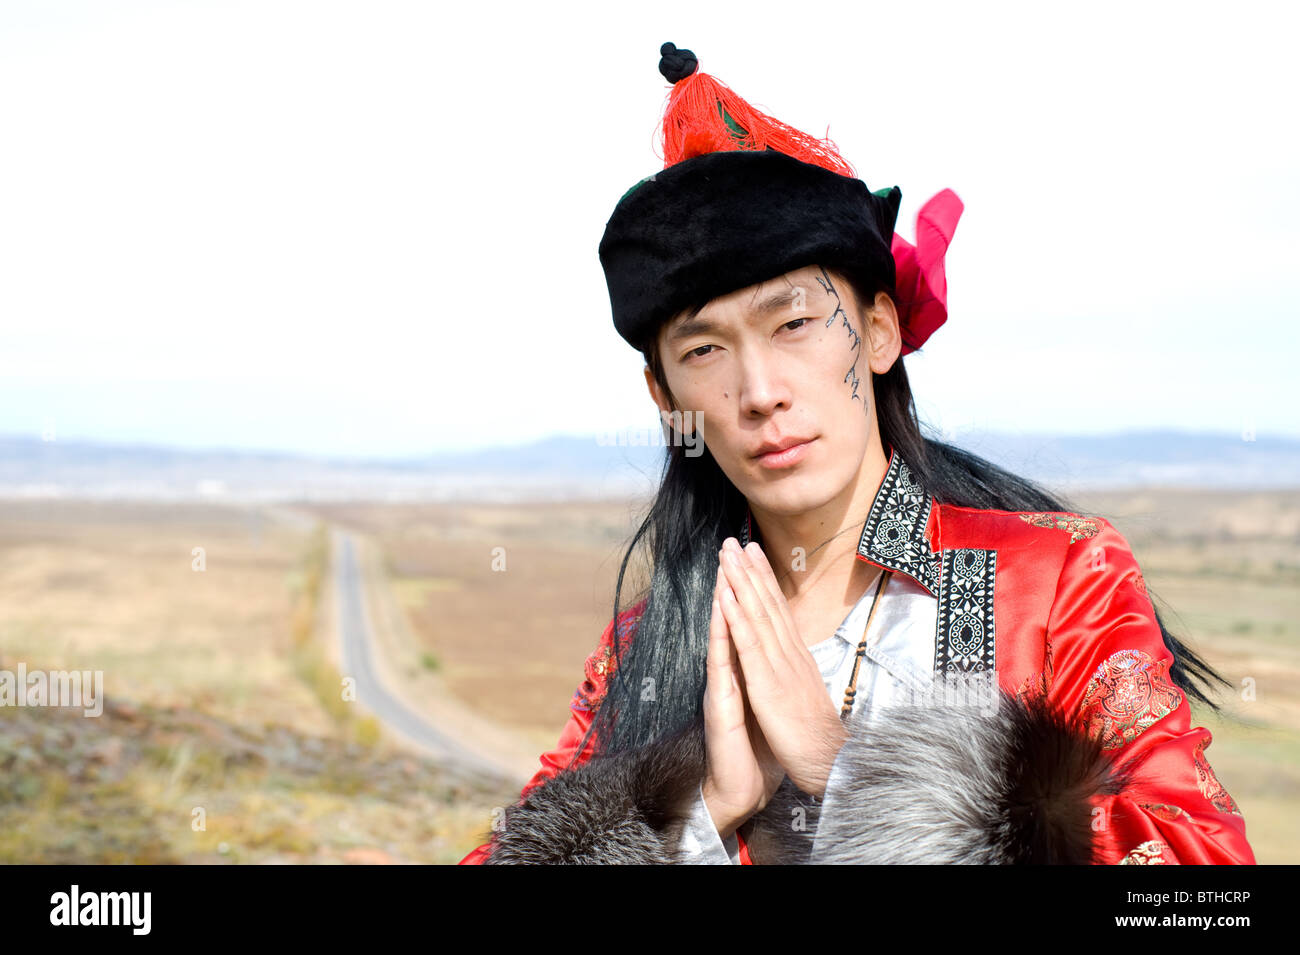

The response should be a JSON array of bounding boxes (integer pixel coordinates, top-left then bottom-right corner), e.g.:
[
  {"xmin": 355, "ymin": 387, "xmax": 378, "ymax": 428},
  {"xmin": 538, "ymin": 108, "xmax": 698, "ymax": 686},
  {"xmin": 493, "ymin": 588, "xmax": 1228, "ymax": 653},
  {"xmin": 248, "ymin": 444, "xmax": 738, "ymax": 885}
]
[{"xmin": 459, "ymin": 43, "xmax": 1255, "ymax": 865}]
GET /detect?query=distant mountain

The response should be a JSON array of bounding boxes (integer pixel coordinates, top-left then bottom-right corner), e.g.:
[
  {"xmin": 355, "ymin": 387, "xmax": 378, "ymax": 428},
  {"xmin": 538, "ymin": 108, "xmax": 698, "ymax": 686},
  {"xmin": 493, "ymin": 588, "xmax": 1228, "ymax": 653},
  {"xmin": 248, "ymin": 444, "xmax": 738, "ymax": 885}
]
[
  {"xmin": 0, "ymin": 428, "xmax": 1296, "ymax": 501},
  {"xmin": 929, "ymin": 429, "xmax": 1300, "ymax": 491}
]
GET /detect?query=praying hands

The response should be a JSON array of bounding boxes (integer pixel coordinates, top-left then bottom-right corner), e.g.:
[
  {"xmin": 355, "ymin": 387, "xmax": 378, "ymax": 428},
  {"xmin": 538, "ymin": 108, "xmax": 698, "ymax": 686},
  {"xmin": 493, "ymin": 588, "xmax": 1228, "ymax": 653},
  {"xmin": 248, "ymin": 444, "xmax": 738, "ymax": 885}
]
[{"xmin": 701, "ymin": 537, "xmax": 849, "ymax": 838}]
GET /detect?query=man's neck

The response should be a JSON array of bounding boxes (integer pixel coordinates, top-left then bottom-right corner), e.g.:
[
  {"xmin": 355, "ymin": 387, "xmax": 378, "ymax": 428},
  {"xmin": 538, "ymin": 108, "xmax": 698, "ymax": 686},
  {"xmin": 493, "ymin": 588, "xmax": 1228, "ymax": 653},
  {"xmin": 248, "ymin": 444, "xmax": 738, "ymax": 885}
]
[{"xmin": 748, "ymin": 439, "xmax": 891, "ymax": 613}]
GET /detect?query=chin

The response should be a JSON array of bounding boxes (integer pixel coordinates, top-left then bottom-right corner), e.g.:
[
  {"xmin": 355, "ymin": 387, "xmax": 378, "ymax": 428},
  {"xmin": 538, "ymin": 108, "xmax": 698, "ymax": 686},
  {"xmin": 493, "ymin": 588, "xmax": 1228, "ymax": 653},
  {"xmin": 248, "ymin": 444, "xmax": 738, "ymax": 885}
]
[{"xmin": 742, "ymin": 472, "xmax": 839, "ymax": 518}]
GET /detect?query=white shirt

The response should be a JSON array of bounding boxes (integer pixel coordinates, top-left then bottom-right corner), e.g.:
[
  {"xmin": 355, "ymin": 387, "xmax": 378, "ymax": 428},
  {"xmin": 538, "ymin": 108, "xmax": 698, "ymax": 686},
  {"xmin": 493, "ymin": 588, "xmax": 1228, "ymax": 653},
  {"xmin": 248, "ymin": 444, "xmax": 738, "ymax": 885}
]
[{"xmin": 677, "ymin": 566, "xmax": 940, "ymax": 863}]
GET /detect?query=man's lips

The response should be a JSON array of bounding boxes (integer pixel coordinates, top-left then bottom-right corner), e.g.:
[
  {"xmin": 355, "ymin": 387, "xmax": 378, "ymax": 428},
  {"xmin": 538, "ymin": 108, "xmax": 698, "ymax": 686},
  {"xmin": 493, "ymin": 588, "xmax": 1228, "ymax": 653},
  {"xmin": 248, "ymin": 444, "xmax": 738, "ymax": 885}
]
[
  {"xmin": 753, "ymin": 437, "xmax": 816, "ymax": 468},
  {"xmin": 752, "ymin": 435, "xmax": 816, "ymax": 458}
]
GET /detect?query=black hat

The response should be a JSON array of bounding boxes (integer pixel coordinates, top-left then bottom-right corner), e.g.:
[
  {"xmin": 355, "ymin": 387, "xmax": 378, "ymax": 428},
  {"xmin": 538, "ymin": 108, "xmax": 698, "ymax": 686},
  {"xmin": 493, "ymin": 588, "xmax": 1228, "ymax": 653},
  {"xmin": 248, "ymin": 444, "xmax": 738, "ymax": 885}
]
[{"xmin": 598, "ymin": 42, "xmax": 962, "ymax": 356}]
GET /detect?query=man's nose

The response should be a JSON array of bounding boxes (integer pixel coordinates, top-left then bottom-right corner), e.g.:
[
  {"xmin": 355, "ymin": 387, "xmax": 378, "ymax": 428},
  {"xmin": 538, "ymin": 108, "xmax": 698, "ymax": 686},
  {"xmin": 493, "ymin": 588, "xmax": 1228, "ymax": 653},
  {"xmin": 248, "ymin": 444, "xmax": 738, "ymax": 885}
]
[{"xmin": 737, "ymin": 345, "xmax": 792, "ymax": 415}]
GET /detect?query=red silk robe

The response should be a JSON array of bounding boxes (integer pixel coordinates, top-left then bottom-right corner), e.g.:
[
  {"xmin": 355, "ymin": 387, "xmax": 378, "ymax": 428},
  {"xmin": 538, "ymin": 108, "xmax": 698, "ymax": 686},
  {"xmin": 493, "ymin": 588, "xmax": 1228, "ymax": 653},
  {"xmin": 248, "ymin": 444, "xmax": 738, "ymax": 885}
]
[{"xmin": 461, "ymin": 447, "xmax": 1256, "ymax": 865}]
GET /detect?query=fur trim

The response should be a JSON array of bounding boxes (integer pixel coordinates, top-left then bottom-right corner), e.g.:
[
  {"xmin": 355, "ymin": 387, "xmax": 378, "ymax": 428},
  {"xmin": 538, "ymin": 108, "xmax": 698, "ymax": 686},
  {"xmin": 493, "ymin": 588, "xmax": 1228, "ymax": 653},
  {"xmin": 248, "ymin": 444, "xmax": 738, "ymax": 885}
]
[
  {"xmin": 753, "ymin": 683, "xmax": 1123, "ymax": 864},
  {"xmin": 484, "ymin": 721, "xmax": 706, "ymax": 865},
  {"xmin": 486, "ymin": 678, "xmax": 1122, "ymax": 864}
]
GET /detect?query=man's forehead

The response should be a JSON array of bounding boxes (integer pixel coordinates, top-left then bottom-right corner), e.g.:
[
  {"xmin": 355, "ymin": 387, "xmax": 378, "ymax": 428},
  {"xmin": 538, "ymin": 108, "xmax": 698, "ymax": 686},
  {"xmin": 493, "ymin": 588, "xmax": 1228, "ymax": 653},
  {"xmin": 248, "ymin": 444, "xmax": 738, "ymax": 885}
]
[{"xmin": 667, "ymin": 268, "xmax": 842, "ymax": 334}]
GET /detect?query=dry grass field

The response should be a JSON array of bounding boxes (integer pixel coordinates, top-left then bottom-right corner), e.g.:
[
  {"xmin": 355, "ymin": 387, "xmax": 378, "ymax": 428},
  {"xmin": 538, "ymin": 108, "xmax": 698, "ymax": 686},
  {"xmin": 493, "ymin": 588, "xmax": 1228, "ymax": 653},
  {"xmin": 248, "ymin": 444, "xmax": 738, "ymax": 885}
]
[
  {"xmin": 2, "ymin": 485, "xmax": 1296, "ymax": 864},
  {"xmin": 306, "ymin": 499, "xmax": 646, "ymax": 755},
  {"xmin": 0, "ymin": 500, "xmax": 514, "ymax": 864}
]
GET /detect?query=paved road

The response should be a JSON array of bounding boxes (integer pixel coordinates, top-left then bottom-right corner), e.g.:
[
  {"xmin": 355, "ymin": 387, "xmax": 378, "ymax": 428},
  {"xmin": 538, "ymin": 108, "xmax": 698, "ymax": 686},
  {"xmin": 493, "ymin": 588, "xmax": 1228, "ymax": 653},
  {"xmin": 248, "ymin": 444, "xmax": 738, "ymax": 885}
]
[{"xmin": 332, "ymin": 529, "xmax": 508, "ymax": 782}]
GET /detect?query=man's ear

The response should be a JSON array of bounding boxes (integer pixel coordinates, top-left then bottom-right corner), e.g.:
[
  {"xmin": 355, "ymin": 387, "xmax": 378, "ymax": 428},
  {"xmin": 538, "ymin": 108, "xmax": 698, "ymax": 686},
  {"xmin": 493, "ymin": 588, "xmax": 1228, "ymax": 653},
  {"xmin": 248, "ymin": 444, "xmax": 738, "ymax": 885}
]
[
  {"xmin": 644, "ymin": 364, "xmax": 698, "ymax": 438},
  {"xmin": 644, "ymin": 365, "xmax": 672, "ymax": 417},
  {"xmin": 863, "ymin": 292, "xmax": 903, "ymax": 375}
]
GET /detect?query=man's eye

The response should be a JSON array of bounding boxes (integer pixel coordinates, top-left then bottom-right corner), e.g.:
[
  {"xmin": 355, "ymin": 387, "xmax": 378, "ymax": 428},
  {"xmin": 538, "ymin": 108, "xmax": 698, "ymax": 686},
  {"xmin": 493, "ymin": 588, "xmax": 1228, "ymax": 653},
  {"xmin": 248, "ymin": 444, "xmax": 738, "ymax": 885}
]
[
  {"xmin": 783, "ymin": 318, "xmax": 810, "ymax": 332},
  {"xmin": 684, "ymin": 344, "xmax": 715, "ymax": 361}
]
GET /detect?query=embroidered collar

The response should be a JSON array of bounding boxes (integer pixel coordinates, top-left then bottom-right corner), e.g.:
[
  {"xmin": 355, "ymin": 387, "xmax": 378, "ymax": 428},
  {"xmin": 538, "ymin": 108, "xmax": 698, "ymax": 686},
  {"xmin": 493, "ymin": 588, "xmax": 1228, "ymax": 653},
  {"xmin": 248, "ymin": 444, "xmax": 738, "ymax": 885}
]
[
  {"xmin": 737, "ymin": 445, "xmax": 941, "ymax": 597},
  {"xmin": 855, "ymin": 446, "xmax": 940, "ymax": 596}
]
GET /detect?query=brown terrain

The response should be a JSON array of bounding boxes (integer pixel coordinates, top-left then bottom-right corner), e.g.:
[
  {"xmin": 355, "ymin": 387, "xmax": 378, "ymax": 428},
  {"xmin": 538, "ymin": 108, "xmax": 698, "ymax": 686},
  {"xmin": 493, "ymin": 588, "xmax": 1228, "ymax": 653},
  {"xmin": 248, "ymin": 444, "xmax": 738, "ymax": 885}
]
[
  {"xmin": 1, "ymin": 486, "xmax": 1296, "ymax": 863},
  {"xmin": 0, "ymin": 500, "xmax": 514, "ymax": 864}
]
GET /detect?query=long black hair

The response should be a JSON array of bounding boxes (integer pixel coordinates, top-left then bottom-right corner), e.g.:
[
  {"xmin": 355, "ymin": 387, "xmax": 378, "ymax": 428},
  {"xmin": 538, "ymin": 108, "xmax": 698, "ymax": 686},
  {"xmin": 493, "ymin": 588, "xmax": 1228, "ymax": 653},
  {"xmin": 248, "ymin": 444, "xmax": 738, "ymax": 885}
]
[{"xmin": 580, "ymin": 275, "xmax": 1230, "ymax": 757}]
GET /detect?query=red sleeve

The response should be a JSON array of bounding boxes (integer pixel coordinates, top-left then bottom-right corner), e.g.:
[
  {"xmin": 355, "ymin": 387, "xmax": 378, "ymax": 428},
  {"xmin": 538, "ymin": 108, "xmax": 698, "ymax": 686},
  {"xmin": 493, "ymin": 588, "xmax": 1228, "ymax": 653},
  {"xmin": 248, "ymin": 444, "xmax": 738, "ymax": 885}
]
[
  {"xmin": 737, "ymin": 831, "xmax": 754, "ymax": 865},
  {"xmin": 457, "ymin": 600, "xmax": 646, "ymax": 865},
  {"xmin": 1043, "ymin": 517, "xmax": 1255, "ymax": 865}
]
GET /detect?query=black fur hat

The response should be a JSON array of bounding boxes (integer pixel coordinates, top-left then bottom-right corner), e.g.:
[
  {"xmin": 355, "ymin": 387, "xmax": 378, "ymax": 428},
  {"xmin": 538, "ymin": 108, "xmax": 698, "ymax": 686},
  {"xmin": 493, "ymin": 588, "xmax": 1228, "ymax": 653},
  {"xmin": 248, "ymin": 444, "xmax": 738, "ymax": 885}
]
[{"xmin": 599, "ymin": 148, "xmax": 902, "ymax": 353}]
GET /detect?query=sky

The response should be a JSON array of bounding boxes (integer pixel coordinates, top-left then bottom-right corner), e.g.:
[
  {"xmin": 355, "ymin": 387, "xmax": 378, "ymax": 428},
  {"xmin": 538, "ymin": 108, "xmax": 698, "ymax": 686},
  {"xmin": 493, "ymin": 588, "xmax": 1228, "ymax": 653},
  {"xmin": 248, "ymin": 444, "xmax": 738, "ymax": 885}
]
[{"xmin": 1, "ymin": 0, "xmax": 1296, "ymax": 459}]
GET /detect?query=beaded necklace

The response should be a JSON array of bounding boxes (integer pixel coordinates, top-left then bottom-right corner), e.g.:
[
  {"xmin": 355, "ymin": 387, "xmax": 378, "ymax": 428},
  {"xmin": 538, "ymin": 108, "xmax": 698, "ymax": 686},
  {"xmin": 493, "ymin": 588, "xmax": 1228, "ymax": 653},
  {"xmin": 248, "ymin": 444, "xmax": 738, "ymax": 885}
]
[{"xmin": 840, "ymin": 568, "xmax": 891, "ymax": 720}]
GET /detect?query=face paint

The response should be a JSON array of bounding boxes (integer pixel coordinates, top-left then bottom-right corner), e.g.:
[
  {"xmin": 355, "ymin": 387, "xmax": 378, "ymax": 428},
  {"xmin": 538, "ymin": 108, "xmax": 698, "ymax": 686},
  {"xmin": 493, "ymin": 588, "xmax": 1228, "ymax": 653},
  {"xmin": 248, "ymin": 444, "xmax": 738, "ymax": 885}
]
[{"xmin": 816, "ymin": 269, "xmax": 869, "ymax": 416}]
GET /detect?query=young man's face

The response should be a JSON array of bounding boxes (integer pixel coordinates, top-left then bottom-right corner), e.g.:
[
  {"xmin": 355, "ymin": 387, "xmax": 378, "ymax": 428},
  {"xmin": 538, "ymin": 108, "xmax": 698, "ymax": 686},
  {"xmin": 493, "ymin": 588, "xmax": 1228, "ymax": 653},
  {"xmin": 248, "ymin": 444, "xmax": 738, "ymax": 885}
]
[{"xmin": 647, "ymin": 264, "xmax": 902, "ymax": 518}]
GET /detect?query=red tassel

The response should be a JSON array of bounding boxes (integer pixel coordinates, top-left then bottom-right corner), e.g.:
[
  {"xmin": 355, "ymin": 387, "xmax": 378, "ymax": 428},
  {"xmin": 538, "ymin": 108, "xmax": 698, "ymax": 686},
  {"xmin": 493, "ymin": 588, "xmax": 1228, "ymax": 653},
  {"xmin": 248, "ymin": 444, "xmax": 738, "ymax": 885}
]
[{"xmin": 658, "ymin": 70, "xmax": 855, "ymax": 178}]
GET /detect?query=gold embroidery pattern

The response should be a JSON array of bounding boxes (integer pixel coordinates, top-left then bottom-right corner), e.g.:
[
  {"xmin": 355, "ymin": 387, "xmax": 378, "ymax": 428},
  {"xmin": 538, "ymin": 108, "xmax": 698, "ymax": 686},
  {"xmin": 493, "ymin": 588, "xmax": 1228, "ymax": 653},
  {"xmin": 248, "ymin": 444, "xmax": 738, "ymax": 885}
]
[
  {"xmin": 1016, "ymin": 637, "xmax": 1056, "ymax": 703},
  {"xmin": 1078, "ymin": 649, "xmax": 1183, "ymax": 750},
  {"xmin": 592, "ymin": 642, "xmax": 616, "ymax": 678},
  {"xmin": 1140, "ymin": 803, "xmax": 1192, "ymax": 823},
  {"xmin": 1194, "ymin": 738, "xmax": 1243, "ymax": 816},
  {"xmin": 1019, "ymin": 512, "xmax": 1101, "ymax": 543},
  {"xmin": 1119, "ymin": 840, "xmax": 1173, "ymax": 865},
  {"xmin": 572, "ymin": 609, "xmax": 643, "ymax": 712}
]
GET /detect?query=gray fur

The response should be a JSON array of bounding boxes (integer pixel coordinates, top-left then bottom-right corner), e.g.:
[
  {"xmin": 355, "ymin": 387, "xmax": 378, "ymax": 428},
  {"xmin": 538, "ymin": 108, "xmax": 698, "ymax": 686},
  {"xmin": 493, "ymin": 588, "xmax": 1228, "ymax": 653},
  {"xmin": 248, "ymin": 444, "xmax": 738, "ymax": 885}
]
[
  {"xmin": 484, "ymin": 719, "xmax": 706, "ymax": 864},
  {"xmin": 484, "ymin": 677, "xmax": 1121, "ymax": 864},
  {"xmin": 757, "ymin": 680, "xmax": 1121, "ymax": 864}
]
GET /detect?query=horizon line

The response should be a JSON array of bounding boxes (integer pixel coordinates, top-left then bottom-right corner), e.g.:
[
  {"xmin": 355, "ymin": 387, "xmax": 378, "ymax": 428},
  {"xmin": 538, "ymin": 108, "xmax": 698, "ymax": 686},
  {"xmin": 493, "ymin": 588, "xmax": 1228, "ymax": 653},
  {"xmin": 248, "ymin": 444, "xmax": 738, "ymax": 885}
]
[{"xmin": 0, "ymin": 425, "xmax": 1296, "ymax": 465}]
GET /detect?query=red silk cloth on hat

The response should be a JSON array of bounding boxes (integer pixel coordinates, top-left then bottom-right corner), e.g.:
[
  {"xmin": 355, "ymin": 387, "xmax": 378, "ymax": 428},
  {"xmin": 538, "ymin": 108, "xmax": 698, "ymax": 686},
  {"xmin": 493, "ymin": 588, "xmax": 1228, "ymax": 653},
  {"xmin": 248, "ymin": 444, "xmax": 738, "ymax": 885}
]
[{"xmin": 893, "ymin": 188, "xmax": 963, "ymax": 355}]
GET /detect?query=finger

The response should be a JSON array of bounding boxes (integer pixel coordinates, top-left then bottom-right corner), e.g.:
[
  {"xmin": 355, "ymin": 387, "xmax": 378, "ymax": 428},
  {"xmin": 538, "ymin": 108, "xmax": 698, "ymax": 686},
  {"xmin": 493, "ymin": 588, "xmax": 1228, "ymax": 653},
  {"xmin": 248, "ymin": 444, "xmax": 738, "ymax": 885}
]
[
  {"xmin": 715, "ymin": 557, "xmax": 748, "ymax": 696},
  {"xmin": 747, "ymin": 709, "xmax": 782, "ymax": 769},
  {"xmin": 742, "ymin": 541, "xmax": 804, "ymax": 658},
  {"xmin": 726, "ymin": 601, "xmax": 752, "ymax": 708},
  {"xmin": 705, "ymin": 587, "xmax": 759, "ymax": 807},
  {"xmin": 707, "ymin": 574, "xmax": 733, "ymax": 683},
  {"xmin": 736, "ymin": 541, "xmax": 821, "ymax": 682},
  {"xmin": 720, "ymin": 539, "xmax": 793, "ymax": 666},
  {"xmin": 744, "ymin": 702, "xmax": 785, "ymax": 793},
  {"xmin": 728, "ymin": 613, "xmax": 745, "ymax": 687},
  {"xmin": 718, "ymin": 560, "xmax": 780, "ymax": 693},
  {"xmin": 727, "ymin": 539, "xmax": 793, "ymax": 650},
  {"xmin": 705, "ymin": 591, "xmax": 745, "ymax": 720}
]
